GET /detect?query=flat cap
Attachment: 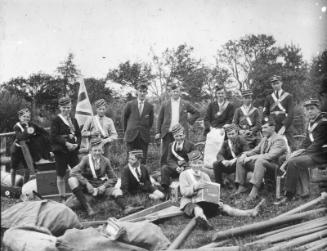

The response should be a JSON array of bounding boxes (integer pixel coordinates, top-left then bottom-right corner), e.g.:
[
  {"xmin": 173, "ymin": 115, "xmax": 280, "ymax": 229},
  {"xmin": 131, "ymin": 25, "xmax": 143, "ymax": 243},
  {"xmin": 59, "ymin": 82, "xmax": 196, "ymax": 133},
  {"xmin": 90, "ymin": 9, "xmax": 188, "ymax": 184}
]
[
  {"xmin": 171, "ymin": 123, "xmax": 184, "ymax": 135},
  {"xmin": 187, "ymin": 150, "xmax": 202, "ymax": 162},
  {"xmin": 18, "ymin": 108, "xmax": 31, "ymax": 117},
  {"xmin": 241, "ymin": 89, "xmax": 253, "ymax": 97},
  {"xmin": 90, "ymin": 137, "xmax": 103, "ymax": 147},
  {"xmin": 129, "ymin": 149, "xmax": 143, "ymax": 158},
  {"xmin": 304, "ymin": 98, "xmax": 319, "ymax": 107},
  {"xmin": 58, "ymin": 96, "xmax": 71, "ymax": 106},
  {"xmin": 94, "ymin": 99, "xmax": 106, "ymax": 108},
  {"xmin": 269, "ymin": 75, "xmax": 282, "ymax": 83}
]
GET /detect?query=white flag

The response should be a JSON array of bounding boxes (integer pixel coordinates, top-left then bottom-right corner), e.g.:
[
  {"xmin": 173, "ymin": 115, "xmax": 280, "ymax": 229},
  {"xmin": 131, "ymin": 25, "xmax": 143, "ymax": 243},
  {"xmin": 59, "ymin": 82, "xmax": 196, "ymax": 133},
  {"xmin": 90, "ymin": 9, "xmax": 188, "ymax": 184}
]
[{"xmin": 75, "ymin": 78, "xmax": 93, "ymax": 127}]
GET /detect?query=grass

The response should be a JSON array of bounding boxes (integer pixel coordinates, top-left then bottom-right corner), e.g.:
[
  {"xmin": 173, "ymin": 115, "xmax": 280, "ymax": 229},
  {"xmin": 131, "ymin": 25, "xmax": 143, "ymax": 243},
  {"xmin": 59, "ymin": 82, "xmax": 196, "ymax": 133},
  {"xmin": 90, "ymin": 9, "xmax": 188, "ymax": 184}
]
[{"xmin": 1, "ymin": 133, "xmax": 326, "ymax": 249}]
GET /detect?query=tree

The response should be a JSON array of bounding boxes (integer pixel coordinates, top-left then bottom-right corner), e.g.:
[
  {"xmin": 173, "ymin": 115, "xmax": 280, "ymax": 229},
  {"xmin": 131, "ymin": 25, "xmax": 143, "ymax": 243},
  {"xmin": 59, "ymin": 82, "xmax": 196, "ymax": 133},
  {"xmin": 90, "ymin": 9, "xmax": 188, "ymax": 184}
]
[
  {"xmin": 217, "ymin": 34, "xmax": 278, "ymax": 90},
  {"xmin": 106, "ymin": 61, "xmax": 154, "ymax": 89},
  {"xmin": 56, "ymin": 53, "xmax": 81, "ymax": 95}
]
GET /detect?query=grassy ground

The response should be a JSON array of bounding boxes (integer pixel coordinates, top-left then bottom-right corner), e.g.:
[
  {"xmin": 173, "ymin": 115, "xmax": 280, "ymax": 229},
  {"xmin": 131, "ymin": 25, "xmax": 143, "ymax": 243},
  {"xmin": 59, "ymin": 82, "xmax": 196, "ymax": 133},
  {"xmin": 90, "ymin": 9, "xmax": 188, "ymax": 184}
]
[{"xmin": 1, "ymin": 133, "xmax": 326, "ymax": 249}]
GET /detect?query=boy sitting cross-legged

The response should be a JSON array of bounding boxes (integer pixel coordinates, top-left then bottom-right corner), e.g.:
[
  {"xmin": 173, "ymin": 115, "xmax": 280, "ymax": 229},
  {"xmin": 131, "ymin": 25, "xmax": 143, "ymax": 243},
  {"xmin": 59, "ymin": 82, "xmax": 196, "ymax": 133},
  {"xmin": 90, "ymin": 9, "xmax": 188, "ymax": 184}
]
[
  {"xmin": 66, "ymin": 137, "xmax": 142, "ymax": 216},
  {"xmin": 179, "ymin": 150, "xmax": 265, "ymax": 230}
]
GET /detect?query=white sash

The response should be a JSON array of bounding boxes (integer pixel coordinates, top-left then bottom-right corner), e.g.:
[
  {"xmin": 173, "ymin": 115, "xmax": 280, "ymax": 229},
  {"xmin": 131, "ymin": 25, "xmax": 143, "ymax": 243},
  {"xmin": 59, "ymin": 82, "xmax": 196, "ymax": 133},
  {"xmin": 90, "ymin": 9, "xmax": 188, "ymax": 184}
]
[
  {"xmin": 15, "ymin": 122, "xmax": 25, "ymax": 132},
  {"xmin": 171, "ymin": 141, "xmax": 185, "ymax": 161},
  {"xmin": 128, "ymin": 164, "xmax": 141, "ymax": 183},
  {"xmin": 88, "ymin": 154, "xmax": 98, "ymax": 179},
  {"xmin": 240, "ymin": 106, "xmax": 255, "ymax": 126},
  {"xmin": 216, "ymin": 101, "xmax": 229, "ymax": 116},
  {"xmin": 271, "ymin": 92, "xmax": 288, "ymax": 112},
  {"xmin": 58, "ymin": 114, "xmax": 75, "ymax": 134},
  {"xmin": 227, "ymin": 139, "xmax": 237, "ymax": 158},
  {"xmin": 94, "ymin": 116, "xmax": 107, "ymax": 138},
  {"xmin": 308, "ymin": 121, "xmax": 318, "ymax": 142}
]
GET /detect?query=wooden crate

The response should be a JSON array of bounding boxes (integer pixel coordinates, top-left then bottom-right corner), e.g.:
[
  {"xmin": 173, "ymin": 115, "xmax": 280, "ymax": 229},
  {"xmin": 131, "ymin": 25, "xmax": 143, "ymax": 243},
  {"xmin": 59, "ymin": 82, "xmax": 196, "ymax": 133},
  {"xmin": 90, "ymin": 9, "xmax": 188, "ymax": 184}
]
[{"xmin": 36, "ymin": 170, "xmax": 71, "ymax": 195}]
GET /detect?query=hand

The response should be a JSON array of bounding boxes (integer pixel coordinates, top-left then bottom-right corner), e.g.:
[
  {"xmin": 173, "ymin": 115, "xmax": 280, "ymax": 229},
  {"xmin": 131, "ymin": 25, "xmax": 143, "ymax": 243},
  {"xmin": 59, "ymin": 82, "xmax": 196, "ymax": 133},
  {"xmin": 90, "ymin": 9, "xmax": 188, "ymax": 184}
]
[
  {"xmin": 65, "ymin": 142, "xmax": 75, "ymax": 151},
  {"xmin": 91, "ymin": 131, "xmax": 100, "ymax": 137},
  {"xmin": 177, "ymin": 160, "xmax": 186, "ymax": 166},
  {"xmin": 239, "ymin": 129, "xmax": 246, "ymax": 135},
  {"xmin": 98, "ymin": 185, "xmax": 106, "ymax": 194},
  {"xmin": 278, "ymin": 126, "xmax": 286, "ymax": 135},
  {"xmin": 155, "ymin": 133, "xmax": 161, "ymax": 140},
  {"xmin": 222, "ymin": 160, "xmax": 230, "ymax": 166},
  {"xmin": 194, "ymin": 182, "xmax": 205, "ymax": 191},
  {"xmin": 102, "ymin": 138, "xmax": 112, "ymax": 144},
  {"xmin": 86, "ymin": 182, "xmax": 94, "ymax": 194},
  {"xmin": 176, "ymin": 166, "xmax": 184, "ymax": 173}
]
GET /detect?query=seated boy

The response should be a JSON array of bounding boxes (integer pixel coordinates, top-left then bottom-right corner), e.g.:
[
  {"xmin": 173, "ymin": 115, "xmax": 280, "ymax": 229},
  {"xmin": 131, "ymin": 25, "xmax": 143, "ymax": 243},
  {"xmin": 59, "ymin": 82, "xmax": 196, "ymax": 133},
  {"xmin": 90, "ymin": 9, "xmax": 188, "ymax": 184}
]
[
  {"xmin": 11, "ymin": 108, "xmax": 52, "ymax": 186},
  {"xmin": 121, "ymin": 149, "xmax": 164, "ymax": 200},
  {"xmin": 213, "ymin": 124, "xmax": 249, "ymax": 186},
  {"xmin": 179, "ymin": 150, "xmax": 265, "ymax": 230},
  {"xmin": 67, "ymin": 137, "xmax": 141, "ymax": 216},
  {"xmin": 161, "ymin": 123, "xmax": 195, "ymax": 194}
]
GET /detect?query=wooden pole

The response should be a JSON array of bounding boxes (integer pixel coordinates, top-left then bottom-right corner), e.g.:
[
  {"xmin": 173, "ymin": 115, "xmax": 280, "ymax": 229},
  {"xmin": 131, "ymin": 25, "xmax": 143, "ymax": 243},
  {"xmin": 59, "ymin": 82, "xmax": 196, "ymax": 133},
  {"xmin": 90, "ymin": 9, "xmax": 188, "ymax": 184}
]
[
  {"xmin": 212, "ymin": 208, "xmax": 326, "ymax": 241},
  {"xmin": 263, "ymin": 229, "xmax": 327, "ymax": 251},
  {"xmin": 256, "ymin": 217, "xmax": 325, "ymax": 239},
  {"xmin": 20, "ymin": 141, "xmax": 35, "ymax": 174},
  {"xmin": 274, "ymin": 192, "xmax": 327, "ymax": 219},
  {"xmin": 199, "ymin": 240, "xmax": 229, "ymax": 248},
  {"xmin": 305, "ymin": 238, "xmax": 327, "ymax": 251},
  {"xmin": 167, "ymin": 217, "xmax": 197, "ymax": 250}
]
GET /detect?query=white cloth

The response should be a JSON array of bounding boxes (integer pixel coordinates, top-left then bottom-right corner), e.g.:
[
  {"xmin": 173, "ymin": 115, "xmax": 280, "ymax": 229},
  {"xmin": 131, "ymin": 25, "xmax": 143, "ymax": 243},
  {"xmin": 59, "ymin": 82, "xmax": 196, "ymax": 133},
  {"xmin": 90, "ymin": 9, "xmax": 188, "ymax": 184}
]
[
  {"xmin": 203, "ymin": 128, "xmax": 225, "ymax": 169},
  {"xmin": 169, "ymin": 98, "xmax": 180, "ymax": 131},
  {"xmin": 138, "ymin": 99, "xmax": 144, "ymax": 116}
]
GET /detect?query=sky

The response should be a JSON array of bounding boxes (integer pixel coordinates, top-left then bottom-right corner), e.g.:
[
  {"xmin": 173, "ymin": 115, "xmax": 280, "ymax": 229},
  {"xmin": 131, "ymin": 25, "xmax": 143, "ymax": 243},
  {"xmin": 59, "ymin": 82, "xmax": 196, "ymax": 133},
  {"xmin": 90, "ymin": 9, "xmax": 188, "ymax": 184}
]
[{"xmin": 0, "ymin": 0, "xmax": 326, "ymax": 83}]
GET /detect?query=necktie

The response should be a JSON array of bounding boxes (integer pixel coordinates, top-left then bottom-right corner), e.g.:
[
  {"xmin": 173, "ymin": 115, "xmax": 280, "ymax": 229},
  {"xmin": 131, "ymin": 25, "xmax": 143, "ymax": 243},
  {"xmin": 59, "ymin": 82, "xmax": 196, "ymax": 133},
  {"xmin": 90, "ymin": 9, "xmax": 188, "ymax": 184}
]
[
  {"xmin": 135, "ymin": 167, "xmax": 141, "ymax": 179},
  {"xmin": 275, "ymin": 91, "xmax": 279, "ymax": 99},
  {"xmin": 263, "ymin": 138, "xmax": 269, "ymax": 153},
  {"xmin": 139, "ymin": 101, "xmax": 143, "ymax": 115}
]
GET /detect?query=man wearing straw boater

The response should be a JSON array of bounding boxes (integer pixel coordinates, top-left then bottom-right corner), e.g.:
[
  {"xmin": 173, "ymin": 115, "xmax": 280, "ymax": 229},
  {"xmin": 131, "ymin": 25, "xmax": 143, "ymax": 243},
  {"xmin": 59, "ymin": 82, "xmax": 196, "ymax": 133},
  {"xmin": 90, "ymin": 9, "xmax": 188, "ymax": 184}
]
[
  {"xmin": 278, "ymin": 98, "xmax": 327, "ymax": 203},
  {"xmin": 263, "ymin": 75, "xmax": 294, "ymax": 151},
  {"xmin": 82, "ymin": 98, "xmax": 118, "ymax": 158},
  {"xmin": 50, "ymin": 96, "xmax": 81, "ymax": 202}
]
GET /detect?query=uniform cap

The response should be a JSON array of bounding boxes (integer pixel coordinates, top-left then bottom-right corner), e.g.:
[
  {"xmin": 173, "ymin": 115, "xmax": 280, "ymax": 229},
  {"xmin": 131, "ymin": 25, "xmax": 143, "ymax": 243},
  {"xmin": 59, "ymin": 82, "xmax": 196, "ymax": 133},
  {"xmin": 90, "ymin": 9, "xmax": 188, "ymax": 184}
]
[
  {"xmin": 58, "ymin": 96, "xmax": 71, "ymax": 106},
  {"xmin": 94, "ymin": 99, "xmax": 106, "ymax": 108},
  {"xmin": 171, "ymin": 123, "xmax": 184, "ymax": 135}
]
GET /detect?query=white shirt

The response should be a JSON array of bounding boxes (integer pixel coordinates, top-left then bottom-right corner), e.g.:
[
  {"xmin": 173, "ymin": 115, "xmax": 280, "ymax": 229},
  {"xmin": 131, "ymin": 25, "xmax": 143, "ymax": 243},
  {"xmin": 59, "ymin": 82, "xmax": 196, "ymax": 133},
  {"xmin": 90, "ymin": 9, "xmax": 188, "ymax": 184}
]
[
  {"xmin": 170, "ymin": 98, "xmax": 180, "ymax": 131},
  {"xmin": 274, "ymin": 89, "xmax": 283, "ymax": 99},
  {"xmin": 138, "ymin": 99, "xmax": 144, "ymax": 115},
  {"xmin": 128, "ymin": 163, "xmax": 142, "ymax": 182}
]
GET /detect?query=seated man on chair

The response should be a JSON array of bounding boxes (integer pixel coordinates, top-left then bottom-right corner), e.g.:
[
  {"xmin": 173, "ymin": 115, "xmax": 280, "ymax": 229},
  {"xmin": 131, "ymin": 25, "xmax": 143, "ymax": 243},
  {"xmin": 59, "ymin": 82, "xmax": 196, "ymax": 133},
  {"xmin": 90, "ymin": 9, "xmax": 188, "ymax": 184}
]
[
  {"xmin": 67, "ymin": 138, "xmax": 141, "ymax": 216},
  {"xmin": 279, "ymin": 98, "xmax": 327, "ymax": 203},
  {"xmin": 213, "ymin": 123, "xmax": 249, "ymax": 187},
  {"xmin": 180, "ymin": 150, "xmax": 265, "ymax": 230},
  {"xmin": 234, "ymin": 118, "xmax": 288, "ymax": 201},
  {"xmin": 121, "ymin": 149, "xmax": 164, "ymax": 200},
  {"xmin": 161, "ymin": 123, "xmax": 195, "ymax": 194}
]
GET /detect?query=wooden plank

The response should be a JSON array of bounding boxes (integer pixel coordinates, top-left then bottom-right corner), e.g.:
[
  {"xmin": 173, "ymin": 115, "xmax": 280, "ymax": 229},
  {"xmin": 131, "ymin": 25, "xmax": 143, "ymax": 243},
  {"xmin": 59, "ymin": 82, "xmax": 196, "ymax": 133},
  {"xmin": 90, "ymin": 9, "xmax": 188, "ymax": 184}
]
[
  {"xmin": 119, "ymin": 200, "xmax": 174, "ymax": 222},
  {"xmin": 128, "ymin": 206, "xmax": 183, "ymax": 222},
  {"xmin": 20, "ymin": 141, "xmax": 35, "ymax": 174}
]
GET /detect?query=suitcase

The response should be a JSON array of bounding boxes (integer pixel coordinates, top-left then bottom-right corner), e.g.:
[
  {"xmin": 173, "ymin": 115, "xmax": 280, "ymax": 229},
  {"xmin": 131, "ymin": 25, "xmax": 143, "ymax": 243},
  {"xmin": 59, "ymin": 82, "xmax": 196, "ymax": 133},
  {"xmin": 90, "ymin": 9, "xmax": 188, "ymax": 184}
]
[
  {"xmin": 35, "ymin": 161, "xmax": 56, "ymax": 172},
  {"xmin": 36, "ymin": 170, "xmax": 71, "ymax": 195}
]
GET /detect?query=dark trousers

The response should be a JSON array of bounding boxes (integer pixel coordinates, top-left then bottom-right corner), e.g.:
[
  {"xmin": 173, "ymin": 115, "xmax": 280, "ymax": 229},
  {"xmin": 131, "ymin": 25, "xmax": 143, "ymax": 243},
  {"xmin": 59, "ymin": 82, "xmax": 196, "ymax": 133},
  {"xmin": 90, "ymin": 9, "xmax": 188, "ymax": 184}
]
[
  {"xmin": 285, "ymin": 154, "xmax": 314, "ymax": 195},
  {"xmin": 10, "ymin": 148, "xmax": 27, "ymax": 170},
  {"xmin": 161, "ymin": 162, "xmax": 180, "ymax": 188},
  {"xmin": 213, "ymin": 161, "xmax": 236, "ymax": 185},
  {"xmin": 54, "ymin": 151, "xmax": 79, "ymax": 177},
  {"xmin": 160, "ymin": 132, "xmax": 174, "ymax": 165},
  {"xmin": 126, "ymin": 133, "xmax": 148, "ymax": 164}
]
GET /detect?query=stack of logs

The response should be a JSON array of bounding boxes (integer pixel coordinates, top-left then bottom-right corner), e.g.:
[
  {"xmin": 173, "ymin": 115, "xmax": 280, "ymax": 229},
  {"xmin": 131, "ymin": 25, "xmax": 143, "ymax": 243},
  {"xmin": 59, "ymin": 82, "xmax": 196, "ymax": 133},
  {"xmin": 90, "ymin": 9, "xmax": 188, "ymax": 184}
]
[{"xmin": 198, "ymin": 192, "xmax": 327, "ymax": 251}]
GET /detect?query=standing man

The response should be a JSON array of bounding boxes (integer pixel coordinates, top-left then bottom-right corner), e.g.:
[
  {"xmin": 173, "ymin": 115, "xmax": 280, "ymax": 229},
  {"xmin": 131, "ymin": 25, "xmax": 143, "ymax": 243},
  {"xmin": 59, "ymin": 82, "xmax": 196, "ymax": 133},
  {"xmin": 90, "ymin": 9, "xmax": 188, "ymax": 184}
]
[
  {"xmin": 204, "ymin": 86, "xmax": 235, "ymax": 135},
  {"xmin": 234, "ymin": 118, "xmax": 287, "ymax": 201},
  {"xmin": 263, "ymin": 75, "xmax": 294, "ymax": 150},
  {"xmin": 155, "ymin": 82, "xmax": 200, "ymax": 165},
  {"xmin": 82, "ymin": 99, "xmax": 118, "ymax": 158},
  {"xmin": 50, "ymin": 97, "xmax": 81, "ymax": 202},
  {"xmin": 122, "ymin": 83, "xmax": 154, "ymax": 164},
  {"xmin": 233, "ymin": 89, "xmax": 261, "ymax": 148}
]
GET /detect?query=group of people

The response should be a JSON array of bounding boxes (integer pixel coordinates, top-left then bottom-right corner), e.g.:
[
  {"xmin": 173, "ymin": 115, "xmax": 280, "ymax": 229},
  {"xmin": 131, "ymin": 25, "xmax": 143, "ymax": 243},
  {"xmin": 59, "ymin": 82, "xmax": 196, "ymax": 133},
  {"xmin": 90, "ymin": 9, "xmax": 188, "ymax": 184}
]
[{"xmin": 8, "ymin": 75, "xmax": 327, "ymax": 227}]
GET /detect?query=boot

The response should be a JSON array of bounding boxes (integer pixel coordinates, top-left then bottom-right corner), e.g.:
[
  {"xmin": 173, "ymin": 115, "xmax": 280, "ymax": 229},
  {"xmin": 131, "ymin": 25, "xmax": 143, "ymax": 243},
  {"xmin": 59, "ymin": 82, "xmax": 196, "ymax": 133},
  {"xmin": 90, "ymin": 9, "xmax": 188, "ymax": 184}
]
[
  {"xmin": 115, "ymin": 196, "xmax": 144, "ymax": 215},
  {"xmin": 72, "ymin": 186, "xmax": 97, "ymax": 216}
]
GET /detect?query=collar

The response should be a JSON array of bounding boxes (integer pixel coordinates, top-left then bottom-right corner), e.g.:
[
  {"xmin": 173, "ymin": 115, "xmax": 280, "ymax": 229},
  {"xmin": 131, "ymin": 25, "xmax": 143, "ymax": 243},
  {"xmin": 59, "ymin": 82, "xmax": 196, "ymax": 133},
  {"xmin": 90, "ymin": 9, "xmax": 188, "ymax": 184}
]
[
  {"xmin": 242, "ymin": 104, "xmax": 251, "ymax": 110},
  {"xmin": 171, "ymin": 97, "xmax": 180, "ymax": 103},
  {"xmin": 138, "ymin": 99, "xmax": 145, "ymax": 104},
  {"xmin": 217, "ymin": 100, "xmax": 225, "ymax": 106},
  {"xmin": 274, "ymin": 89, "xmax": 283, "ymax": 97}
]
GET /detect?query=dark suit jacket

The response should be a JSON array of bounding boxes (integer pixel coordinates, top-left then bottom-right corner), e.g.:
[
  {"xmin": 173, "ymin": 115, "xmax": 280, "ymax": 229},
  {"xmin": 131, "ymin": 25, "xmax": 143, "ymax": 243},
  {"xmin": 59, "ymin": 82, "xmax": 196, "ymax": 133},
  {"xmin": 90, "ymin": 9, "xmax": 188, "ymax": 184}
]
[
  {"xmin": 156, "ymin": 99, "xmax": 200, "ymax": 138},
  {"xmin": 263, "ymin": 90, "xmax": 294, "ymax": 131},
  {"xmin": 204, "ymin": 101, "xmax": 235, "ymax": 134},
  {"xmin": 233, "ymin": 106, "xmax": 261, "ymax": 134},
  {"xmin": 301, "ymin": 112, "xmax": 327, "ymax": 164},
  {"xmin": 50, "ymin": 115, "xmax": 81, "ymax": 154},
  {"xmin": 122, "ymin": 99, "xmax": 154, "ymax": 143},
  {"xmin": 216, "ymin": 136, "xmax": 250, "ymax": 162},
  {"xmin": 121, "ymin": 164, "xmax": 154, "ymax": 194},
  {"xmin": 245, "ymin": 132, "xmax": 287, "ymax": 162},
  {"xmin": 70, "ymin": 155, "xmax": 117, "ymax": 188},
  {"xmin": 167, "ymin": 140, "xmax": 195, "ymax": 165}
]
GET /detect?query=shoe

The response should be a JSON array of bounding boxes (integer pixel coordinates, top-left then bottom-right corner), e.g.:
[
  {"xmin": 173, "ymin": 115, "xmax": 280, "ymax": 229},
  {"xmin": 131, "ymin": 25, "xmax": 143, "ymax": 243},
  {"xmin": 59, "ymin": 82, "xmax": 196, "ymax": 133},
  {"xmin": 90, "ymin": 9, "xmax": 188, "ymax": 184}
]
[
  {"xmin": 232, "ymin": 186, "xmax": 248, "ymax": 196},
  {"xmin": 273, "ymin": 196, "xmax": 293, "ymax": 206},
  {"xmin": 123, "ymin": 205, "xmax": 144, "ymax": 215},
  {"xmin": 196, "ymin": 217, "xmax": 214, "ymax": 231}
]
